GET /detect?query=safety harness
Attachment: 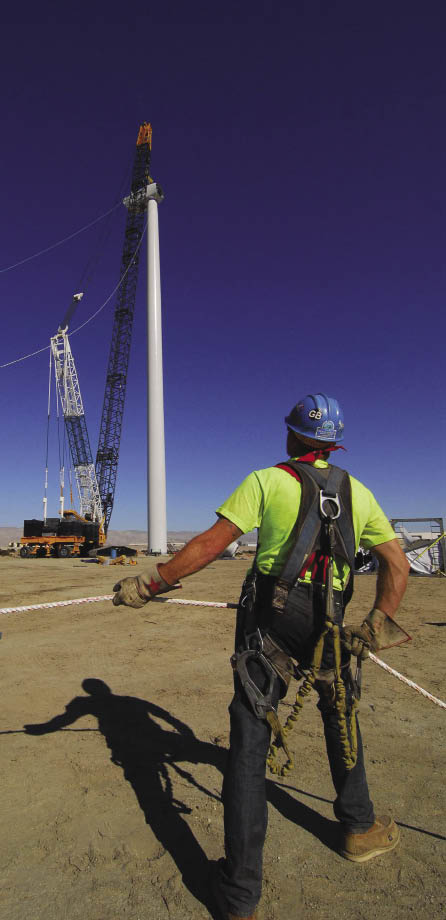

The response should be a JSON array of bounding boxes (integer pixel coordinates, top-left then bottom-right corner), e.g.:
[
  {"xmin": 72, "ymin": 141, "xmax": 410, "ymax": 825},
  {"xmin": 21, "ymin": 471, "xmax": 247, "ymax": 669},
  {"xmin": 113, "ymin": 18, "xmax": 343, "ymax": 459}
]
[{"xmin": 231, "ymin": 457, "xmax": 361, "ymax": 776}]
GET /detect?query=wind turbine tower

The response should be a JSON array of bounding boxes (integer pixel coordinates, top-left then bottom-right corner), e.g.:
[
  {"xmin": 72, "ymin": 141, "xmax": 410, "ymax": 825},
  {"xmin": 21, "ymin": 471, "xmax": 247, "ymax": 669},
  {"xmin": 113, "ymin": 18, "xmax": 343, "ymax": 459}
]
[{"xmin": 123, "ymin": 124, "xmax": 167, "ymax": 553}]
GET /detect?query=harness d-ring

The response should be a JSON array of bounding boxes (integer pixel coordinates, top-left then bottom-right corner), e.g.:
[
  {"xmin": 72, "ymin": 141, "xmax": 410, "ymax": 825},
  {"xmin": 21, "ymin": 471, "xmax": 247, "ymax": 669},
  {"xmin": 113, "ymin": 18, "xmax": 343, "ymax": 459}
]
[{"xmin": 319, "ymin": 490, "xmax": 341, "ymax": 520}]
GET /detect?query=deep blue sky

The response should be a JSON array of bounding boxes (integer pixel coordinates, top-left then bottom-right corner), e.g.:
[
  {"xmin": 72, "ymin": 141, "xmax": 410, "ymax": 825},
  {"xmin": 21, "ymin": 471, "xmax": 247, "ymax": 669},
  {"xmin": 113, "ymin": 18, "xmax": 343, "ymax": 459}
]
[{"xmin": 1, "ymin": 2, "xmax": 445, "ymax": 531}]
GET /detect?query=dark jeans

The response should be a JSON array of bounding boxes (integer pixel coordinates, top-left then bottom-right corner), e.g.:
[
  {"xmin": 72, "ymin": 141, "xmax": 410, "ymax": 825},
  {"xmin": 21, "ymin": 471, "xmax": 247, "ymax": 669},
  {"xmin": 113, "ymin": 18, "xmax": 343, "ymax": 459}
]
[{"xmin": 219, "ymin": 578, "xmax": 375, "ymax": 916}]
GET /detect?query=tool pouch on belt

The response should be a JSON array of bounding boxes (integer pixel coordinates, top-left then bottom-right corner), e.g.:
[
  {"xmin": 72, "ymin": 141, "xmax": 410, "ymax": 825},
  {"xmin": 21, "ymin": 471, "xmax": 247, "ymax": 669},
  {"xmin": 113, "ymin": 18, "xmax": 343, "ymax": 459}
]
[
  {"xmin": 231, "ymin": 636, "xmax": 293, "ymax": 719},
  {"xmin": 261, "ymin": 634, "xmax": 293, "ymax": 693},
  {"xmin": 231, "ymin": 646, "xmax": 277, "ymax": 719}
]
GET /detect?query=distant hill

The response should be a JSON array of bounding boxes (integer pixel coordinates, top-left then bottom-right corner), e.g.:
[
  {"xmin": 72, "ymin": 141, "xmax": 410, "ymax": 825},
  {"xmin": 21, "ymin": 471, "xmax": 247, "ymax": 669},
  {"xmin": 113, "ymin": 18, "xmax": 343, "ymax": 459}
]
[
  {"xmin": 0, "ymin": 527, "xmax": 22, "ymax": 545},
  {"xmin": 106, "ymin": 529, "xmax": 200, "ymax": 547},
  {"xmin": 1, "ymin": 526, "xmax": 256, "ymax": 548},
  {"xmin": 0, "ymin": 526, "xmax": 200, "ymax": 548}
]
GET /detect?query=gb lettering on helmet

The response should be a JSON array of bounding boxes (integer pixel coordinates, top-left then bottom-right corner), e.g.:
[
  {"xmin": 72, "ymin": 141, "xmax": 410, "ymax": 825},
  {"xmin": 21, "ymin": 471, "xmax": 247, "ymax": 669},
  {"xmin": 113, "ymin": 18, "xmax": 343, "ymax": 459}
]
[{"xmin": 285, "ymin": 393, "xmax": 345, "ymax": 443}]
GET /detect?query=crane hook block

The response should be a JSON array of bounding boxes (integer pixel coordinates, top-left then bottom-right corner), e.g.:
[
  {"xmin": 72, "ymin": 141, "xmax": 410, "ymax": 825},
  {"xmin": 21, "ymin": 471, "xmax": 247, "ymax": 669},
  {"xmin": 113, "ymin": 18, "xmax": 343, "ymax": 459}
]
[{"xmin": 137, "ymin": 123, "xmax": 152, "ymax": 148}]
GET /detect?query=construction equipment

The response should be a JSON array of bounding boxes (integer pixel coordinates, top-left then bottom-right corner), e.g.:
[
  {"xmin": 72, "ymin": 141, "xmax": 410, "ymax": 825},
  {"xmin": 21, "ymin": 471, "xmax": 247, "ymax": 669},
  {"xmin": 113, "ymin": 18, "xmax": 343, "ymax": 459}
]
[
  {"xmin": 96, "ymin": 122, "xmax": 153, "ymax": 532},
  {"xmin": 391, "ymin": 518, "xmax": 446, "ymax": 575},
  {"xmin": 20, "ymin": 297, "xmax": 106, "ymax": 558},
  {"xmin": 20, "ymin": 123, "xmax": 153, "ymax": 556},
  {"xmin": 20, "ymin": 509, "xmax": 104, "ymax": 557},
  {"xmin": 51, "ymin": 302, "xmax": 103, "ymax": 524}
]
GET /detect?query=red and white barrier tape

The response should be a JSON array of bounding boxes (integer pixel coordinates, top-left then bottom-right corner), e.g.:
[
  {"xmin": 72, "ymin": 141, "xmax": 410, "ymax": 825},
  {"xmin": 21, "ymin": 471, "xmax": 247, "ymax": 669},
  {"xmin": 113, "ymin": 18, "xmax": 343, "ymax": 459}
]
[{"xmin": 0, "ymin": 593, "xmax": 444, "ymax": 710}]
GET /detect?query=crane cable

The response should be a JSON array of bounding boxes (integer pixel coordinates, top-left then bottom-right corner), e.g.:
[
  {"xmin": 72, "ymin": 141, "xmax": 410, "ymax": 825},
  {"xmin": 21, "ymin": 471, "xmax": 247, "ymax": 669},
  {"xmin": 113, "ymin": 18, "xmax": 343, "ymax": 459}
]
[
  {"xmin": 0, "ymin": 201, "xmax": 122, "ymax": 275},
  {"xmin": 74, "ymin": 160, "xmax": 132, "ymax": 294},
  {"xmin": 43, "ymin": 348, "xmax": 52, "ymax": 523},
  {"xmin": 70, "ymin": 221, "xmax": 147, "ymax": 336},
  {"xmin": 0, "ymin": 221, "xmax": 147, "ymax": 368},
  {"xmin": 55, "ymin": 365, "xmax": 67, "ymax": 511}
]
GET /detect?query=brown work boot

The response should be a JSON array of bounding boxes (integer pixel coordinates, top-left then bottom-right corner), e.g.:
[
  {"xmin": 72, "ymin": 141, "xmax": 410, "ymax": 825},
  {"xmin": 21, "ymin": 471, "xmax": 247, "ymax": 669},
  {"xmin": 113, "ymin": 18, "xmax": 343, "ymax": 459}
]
[{"xmin": 341, "ymin": 815, "xmax": 400, "ymax": 863}]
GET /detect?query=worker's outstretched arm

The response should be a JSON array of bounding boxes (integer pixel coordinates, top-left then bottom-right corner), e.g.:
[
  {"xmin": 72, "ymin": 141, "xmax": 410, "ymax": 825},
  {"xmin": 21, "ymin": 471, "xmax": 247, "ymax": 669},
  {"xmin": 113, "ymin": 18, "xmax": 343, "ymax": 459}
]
[
  {"xmin": 158, "ymin": 517, "xmax": 243, "ymax": 584},
  {"xmin": 371, "ymin": 538, "xmax": 410, "ymax": 617},
  {"xmin": 113, "ymin": 517, "xmax": 243, "ymax": 608}
]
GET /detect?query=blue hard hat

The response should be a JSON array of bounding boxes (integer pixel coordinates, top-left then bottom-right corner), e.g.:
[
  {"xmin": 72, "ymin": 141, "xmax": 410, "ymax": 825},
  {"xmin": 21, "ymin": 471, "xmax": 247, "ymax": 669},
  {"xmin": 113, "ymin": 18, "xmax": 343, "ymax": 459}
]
[{"xmin": 285, "ymin": 393, "xmax": 344, "ymax": 442}]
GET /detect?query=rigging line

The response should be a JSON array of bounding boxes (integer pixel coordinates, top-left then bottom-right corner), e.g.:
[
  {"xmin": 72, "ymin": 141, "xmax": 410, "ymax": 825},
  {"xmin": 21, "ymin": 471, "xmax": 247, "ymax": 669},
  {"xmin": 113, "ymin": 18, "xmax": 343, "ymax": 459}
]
[
  {"xmin": 43, "ymin": 348, "xmax": 52, "ymax": 522},
  {"xmin": 75, "ymin": 157, "xmax": 132, "ymax": 292},
  {"xmin": 0, "ymin": 201, "xmax": 122, "ymax": 275},
  {"xmin": 1, "ymin": 342, "xmax": 50, "ymax": 368},
  {"xmin": 69, "ymin": 221, "xmax": 147, "ymax": 336},
  {"xmin": 75, "ymin": 205, "xmax": 118, "ymax": 293},
  {"xmin": 56, "ymin": 376, "xmax": 63, "ymax": 473},
  {"xmin": 0, "ymin": 221, "xmax": 147, "ymax": 368},
  {"xmin": 45, "ymin": 348, "xmax": 52, "ymax": 472},
  {"xmin": 60, "ymin": 352, "xmax": 67, "ymax": 476},
  {"xmin": 62, "ymin": 407, "xmax": 67, "ymax": 473}
]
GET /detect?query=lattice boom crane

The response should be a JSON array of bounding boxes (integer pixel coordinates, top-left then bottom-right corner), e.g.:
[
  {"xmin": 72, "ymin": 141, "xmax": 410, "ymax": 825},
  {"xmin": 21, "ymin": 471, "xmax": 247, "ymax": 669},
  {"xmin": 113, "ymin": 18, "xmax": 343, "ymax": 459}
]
[
  {"xmin": 50, "ymin": 297, "xmax": 103, "ymax": 524},
  {"xmin": 95, "ymin": 122, "xmax": 153, "ymax": 532},
  {"xmin": 21, "ymin": 124, "xmax": 154, "ymax": 557}
]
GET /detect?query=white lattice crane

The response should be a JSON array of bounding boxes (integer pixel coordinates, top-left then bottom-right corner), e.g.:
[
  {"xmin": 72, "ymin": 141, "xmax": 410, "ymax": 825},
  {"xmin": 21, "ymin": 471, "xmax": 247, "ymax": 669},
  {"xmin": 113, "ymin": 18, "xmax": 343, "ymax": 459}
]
[{"xmin": 50, "ymin": 293, "xmax": 102, "ymax": 523}]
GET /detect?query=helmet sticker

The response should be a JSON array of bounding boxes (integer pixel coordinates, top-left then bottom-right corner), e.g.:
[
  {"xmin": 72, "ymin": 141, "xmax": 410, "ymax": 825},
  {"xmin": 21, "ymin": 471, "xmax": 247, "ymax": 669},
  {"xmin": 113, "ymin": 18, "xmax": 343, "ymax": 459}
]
[
  {"xmin": 316, "ymin": 420, "xmax": 337, "ymax": 440},
  {"xmin": 309, "ymin": 409, "xmax": 323, "ymax": 419}
]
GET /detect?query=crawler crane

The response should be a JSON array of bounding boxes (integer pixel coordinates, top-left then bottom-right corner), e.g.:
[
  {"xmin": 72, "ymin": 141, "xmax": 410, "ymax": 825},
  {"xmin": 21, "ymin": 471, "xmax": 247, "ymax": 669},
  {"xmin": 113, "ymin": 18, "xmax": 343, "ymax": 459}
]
[{"xmin": 20, "ymin": 123, "xmax": 153, "ymax": 558}]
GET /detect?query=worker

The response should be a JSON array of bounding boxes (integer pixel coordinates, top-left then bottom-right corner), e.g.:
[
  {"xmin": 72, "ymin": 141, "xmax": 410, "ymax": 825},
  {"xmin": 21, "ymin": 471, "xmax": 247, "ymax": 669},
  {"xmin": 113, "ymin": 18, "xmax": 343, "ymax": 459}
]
[{"xmin": 113, "ymin": 393, "xmax": 410, "ymax": 920}]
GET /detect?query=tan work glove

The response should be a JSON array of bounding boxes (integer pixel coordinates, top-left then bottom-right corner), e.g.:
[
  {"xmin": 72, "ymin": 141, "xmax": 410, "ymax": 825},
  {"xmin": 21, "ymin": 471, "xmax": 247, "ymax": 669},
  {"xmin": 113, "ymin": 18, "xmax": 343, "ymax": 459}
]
[
  {"xmin": 342, "ymin": 608, "xmax": 388, "ymax": 660},
  {"xmin": 113, "ymin": 563, "xmax": 179, "ymax": 608}
]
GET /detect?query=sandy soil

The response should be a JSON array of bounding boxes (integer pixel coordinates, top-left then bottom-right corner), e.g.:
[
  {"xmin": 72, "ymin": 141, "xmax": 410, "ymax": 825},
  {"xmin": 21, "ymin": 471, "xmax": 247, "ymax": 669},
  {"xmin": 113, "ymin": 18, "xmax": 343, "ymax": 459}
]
[{"xmin": 0, "ymin": 555, "xmax": 444, "ymax": 920}]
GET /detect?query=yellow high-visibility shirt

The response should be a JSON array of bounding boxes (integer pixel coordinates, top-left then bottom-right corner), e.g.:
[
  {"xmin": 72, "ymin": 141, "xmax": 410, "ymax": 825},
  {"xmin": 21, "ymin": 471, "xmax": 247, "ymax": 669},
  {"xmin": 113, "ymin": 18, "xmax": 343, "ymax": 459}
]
[{"xmin": 216, "ymin": 458, "xmax": 396, "ymax": 591}]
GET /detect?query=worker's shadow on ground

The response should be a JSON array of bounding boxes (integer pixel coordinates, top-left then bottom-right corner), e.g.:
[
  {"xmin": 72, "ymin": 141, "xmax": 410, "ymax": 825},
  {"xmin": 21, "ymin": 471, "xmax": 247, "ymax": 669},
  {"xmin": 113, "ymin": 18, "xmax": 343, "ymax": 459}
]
[
  {"xmin": 23, "ymin": 678, "xmax": 225, "ymax": 915},
  {"xmin": 266, "ymin": 780, "xmax": 339, "ymax": 853},
  {"xmin": 23, "ymin": 679, "xmax": 339, "ymax": 914}
]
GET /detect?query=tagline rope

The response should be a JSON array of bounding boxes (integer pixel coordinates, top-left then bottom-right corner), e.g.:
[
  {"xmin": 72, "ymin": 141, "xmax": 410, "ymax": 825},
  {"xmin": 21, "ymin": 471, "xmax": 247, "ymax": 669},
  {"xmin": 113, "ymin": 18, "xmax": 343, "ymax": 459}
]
[
  {"xmin": 0, "ymin": 594, "xmax": 444, "ymax": 710},
  {"xmin": 369, "ymin": 652, "xmax": 446, "ymax": 710},
  {"xmin": 0, "ymin": 594, "xmax": 237, "ymax": 615}
]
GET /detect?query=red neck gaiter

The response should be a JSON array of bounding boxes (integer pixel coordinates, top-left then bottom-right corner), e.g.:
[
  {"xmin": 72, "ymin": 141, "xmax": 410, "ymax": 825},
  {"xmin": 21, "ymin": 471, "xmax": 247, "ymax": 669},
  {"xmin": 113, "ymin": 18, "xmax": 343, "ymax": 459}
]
[{"xmin": 294, "ymin": 445, "xmax": 346, "ymax": 463}]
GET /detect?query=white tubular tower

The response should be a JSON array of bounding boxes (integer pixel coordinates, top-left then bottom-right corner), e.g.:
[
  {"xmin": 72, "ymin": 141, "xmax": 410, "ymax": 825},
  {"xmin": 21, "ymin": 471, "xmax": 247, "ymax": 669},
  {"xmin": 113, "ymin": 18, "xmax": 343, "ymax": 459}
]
[
  {"xmin": 146, "ymin": 183, "xmax": 167, "ymax": 553},
  {"xmin": 122, "ymin": 180, "xmax": 167, "ymax": 553}
]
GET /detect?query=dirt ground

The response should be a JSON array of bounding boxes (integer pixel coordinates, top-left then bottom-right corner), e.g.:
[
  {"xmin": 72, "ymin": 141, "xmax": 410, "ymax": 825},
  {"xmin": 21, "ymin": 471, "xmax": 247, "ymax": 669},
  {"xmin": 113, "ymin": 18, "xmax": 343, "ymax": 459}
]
[{"xmin": 0, "ymin": 554, "xmax": 444, "ymax": 920}]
